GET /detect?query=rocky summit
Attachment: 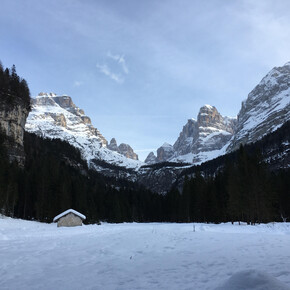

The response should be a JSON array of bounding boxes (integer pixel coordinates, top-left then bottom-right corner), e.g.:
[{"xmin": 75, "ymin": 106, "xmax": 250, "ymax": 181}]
[
  {"xmin": 25, "ymin": 93, "xmax": 142, "ymax": 170},
  {"xmin": 147, "ymin": 105, "xmax": 236, "ymax": 165},
  {"xmin": 227, "ymin": 61, "xmax": 290, "ymax": 152},
  {"xmin": 108, "ymin": 138, "xmax": 138, "ymax": 160},
  {"xmin": 144, "ymin": 152, "xmax": 157, "ymax": 164},
  {"xmin": 156, "ymin": 143, "xmax": 174, "ymax": 162},
  {"xmin": 147, "ymin": 62, "xmax": 290, "ymax": 166}
]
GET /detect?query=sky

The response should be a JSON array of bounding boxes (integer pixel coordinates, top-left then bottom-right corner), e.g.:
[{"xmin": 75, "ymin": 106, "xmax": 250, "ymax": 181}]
[{"xmin": 1, "ymin": 0, "xmax": 290, "ymax": 161}]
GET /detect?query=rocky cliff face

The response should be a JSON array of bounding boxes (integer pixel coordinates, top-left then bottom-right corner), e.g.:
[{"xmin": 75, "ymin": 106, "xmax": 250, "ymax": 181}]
[
  {"xmin": 174, "ymin": 105, "xmax": 235, "ymax": 158},
  {"xmin": 0, "ymin": 97, "xmax": 30, "ymax": 166},
  {"xmin": 118, "ymin": 143, "xmax": 138, "ymax": 160},
  {"xmin": 156, "ymin": 143, "xmax": 174, "ymax": 162},
  {"xmin": 144, "ymin": 152, "xmax": 157, "ymax": 164},
  {"xmin": 31, "ymin": 93, "xmax": 108, "ymax": 147},
  {"xmin": 26, "ymin": 93, "xmax": 142, "ymax": 170},
  {"xmin": 148, "ymin": 105, "xmax": 236, "ymax": 165},
  {"xmin": 107, "ymin": 138, "xmax": 118, "ymax": 152},
  {"xmin": 227, "ymin": 62, "xmax": 290, "ymax": 152},
  {"xmin": 108, "ymin": 138, "xmax": 138, "ymax": 160}
]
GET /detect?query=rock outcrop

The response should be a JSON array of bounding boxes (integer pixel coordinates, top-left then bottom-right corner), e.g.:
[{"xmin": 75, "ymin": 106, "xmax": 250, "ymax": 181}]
[
  {"xmin": 118, "ymin": 143, "xmax": 138, "ymax": 160},
  {"xmin": 156, "ymin": 143, "xmax": 174, "ymax": 162},
  {"xmin": 174, "ymin": 105, "xmax": 235, "ymax": 159},
  {"xmin": 227, "ymin": 61, "xmax": 290, "ymax": 152},
  {"xmin": 144, "ymin": 152, "xmax": 157, "ymax": 164},
  {"xmin": 0, "ymin": 96, "xmax": 30, "ymax": 166},
  {"xmin": 147, "ymin": 105, "xmax": 236, "ymax": 165},
  {"xmin": 108, "ymin": 138, "xmax": 138, "ymax": 160}
]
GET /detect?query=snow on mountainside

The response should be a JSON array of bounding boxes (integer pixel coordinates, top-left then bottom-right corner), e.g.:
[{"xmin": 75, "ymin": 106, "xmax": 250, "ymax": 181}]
[
  {"xmin": 25, "ymin": 93, "xmax": 142, "ymax": 170},
  {"xmin": 107, "ymin": 138, "xmax": 138, "ymax": 160},
  {"xmin": 227, "ymin": 61, "xmax": 290, "ymax": 152},
  {"xmin": 146, "ymin": 61, "xmax": 290, "ymax": 166},
  {"xmin": 146, "ymin": 105, "xmax": 236, "ymax": 165}
]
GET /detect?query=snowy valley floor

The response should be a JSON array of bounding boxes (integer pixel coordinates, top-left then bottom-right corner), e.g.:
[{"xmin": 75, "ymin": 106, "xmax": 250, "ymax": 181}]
[{"xmin": 0, "ymin": 218, "xmax": 290, "ymax": 290}]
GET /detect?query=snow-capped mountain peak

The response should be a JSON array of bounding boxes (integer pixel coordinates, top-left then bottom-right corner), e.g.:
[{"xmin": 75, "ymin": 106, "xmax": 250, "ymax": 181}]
[
  {"xmin": 227, "ymin": 61, "xmax": 290, "ymax": 152},
  {"xmin": 146, "ymin": 105, "xmax": 236, "ymax": 165},
  {"xmin": 146, "ymin": 61, "xmax": 290, "ymax": 166},
  {"xmin": 25, "ymin": 93, "xmax": 142, "ymax": 170}
]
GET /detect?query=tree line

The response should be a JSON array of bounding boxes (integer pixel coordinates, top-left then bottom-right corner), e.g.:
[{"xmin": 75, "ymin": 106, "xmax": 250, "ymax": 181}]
[
  {"xmin": 0, "ymin": 61, "xmax": 30, "ymax": 109},
  {"xmin": 165, "ymin": 146, "xmax": 290, "ymax": 224},
  {"xmin": 1, "ymin": 130, "xmax": 289, "ymax": 224},
  {"xmin": 0, "ymin": 132, "xmax": 165, "ymax": 223}
]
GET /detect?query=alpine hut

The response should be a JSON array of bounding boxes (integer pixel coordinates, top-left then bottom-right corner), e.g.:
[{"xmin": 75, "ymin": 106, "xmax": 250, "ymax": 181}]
[{"xmin": 53, "ymin": 209, "xmax": 86, "ymax": 227}]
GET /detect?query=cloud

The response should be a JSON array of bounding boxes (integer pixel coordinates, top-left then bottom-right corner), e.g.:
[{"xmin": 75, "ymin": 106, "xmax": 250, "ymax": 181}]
[
  {"xmin": 96, "ymin": 63, "xmax": 124, "ymax": 84},
  {"xmin": 107, "ymin": 51, "xmax": 129, "ymax": 74},
  {"xmin": 73, "ymin": 81, "xmax": 83, "ymax": 87},
  {"xmin": 96, "ymin": 51, "xmax": 129, "ymax": 84}
]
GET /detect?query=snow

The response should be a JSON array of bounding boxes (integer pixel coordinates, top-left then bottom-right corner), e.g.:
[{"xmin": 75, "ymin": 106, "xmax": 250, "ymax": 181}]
[
  {"xmin": 232, "ymin": 63, "xmax": 290, "ymax": 149},
  {"xmin": 1, "ymin": 218, "xmax": 289, "ymax": 290},
  {"xmin": 204, "ymin": 104, "xmax": 214, "ymax": 109},
  {"xmin": 170, "ymin": 142, "xmax": 228, "ymax": 165},
  {"xmin": 161, "ymin": 142, "xmax": 172, "ymax": 148},
  {"xmin": 216, "ymin": 270, "xmax": 290, "ymax": 290},
  {"xmin": 201, "ymin": 130, "xmax": 231, "ymax": 144},
  {"xmin": 235, "ymin": 87, "xmax": 290, "ymax": 142},
  {"xmin": 53, "ymin": 209, "xmax": 86, "ymax": 222},
  {"xmin": 26, "ymin": 94, "xmax": 143, "ymax": 170},
  {"xmin": 260, "ymin": 68, "xmax": 279, "ymax": 88}
]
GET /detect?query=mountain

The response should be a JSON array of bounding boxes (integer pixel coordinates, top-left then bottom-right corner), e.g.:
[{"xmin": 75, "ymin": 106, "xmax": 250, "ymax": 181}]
[
  {"xmin": 108, "ymin": 138, "xmax": 138, "ymax": 160},
  {"xmin": 227, "ymin": 61, "xmax": 290, "ymax": 152},
  {"xmin": 156, "ymin": 143, "xmax": 174, "ymax": 162},
  {"xmin": 146, "ymin": 105, "xmax": 236, "ymax": 165},
  {"xmin": 147, "ymin": 61, "xmax": 290, "ymax": 166},
  {"xmin": 144, "ymin": 152, "xmax": 157, "ymax": 164},
  {"xmin": 23, "ymin": 62, "xmax": 290, "ymax": 193},
  {"xmin": 25, "ymin": 93, "xmax": 142, "ymax": 170}
]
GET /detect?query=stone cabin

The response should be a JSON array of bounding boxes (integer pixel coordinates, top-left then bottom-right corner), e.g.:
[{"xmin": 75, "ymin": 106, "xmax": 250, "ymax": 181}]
[{"xmin": 53, "ymin": 209, "xmax": 86, "ymax": 227}]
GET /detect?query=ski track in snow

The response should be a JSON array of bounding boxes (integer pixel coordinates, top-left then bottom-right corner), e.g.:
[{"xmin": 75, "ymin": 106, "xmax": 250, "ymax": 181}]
[{"xmin": 0, "ymin": 218, "xmax": 290, "ymax": 290}]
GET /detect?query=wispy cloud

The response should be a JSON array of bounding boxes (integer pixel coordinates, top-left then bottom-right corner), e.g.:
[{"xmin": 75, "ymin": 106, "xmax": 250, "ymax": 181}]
[
  {"xmin": 107, "ymin": 51, "xmax": 129, "ymax": 74},
  {"xmin": 96, "ymin": 63, "xmax": 124, "ymax": 84},
  {"xmin": 73, "ymin": 81, "xmax": 83, "ymax": 87},
  {"xmin": 96, "ymin": 51, "xmax": 129, "ymax": 84}
]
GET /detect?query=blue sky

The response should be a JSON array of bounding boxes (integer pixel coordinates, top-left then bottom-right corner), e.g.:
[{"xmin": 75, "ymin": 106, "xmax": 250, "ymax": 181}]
[{"xmin": 1, "ymin": 0, "xmax": 290, "ymax": 161}]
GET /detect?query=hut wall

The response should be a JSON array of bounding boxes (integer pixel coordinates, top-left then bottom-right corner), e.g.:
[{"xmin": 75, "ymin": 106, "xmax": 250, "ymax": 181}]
[{"xmin": 57, "ymin": 213, "xmax": 83, "ymax": 227}]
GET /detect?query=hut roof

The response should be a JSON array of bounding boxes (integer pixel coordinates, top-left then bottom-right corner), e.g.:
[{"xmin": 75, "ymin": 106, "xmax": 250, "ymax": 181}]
[{"xmin": 53, "ymin": 209, "xmax": 86, "ymax": 222}]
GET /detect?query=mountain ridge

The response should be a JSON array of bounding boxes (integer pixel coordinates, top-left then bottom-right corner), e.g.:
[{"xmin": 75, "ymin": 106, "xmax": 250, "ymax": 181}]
[
  {"xmin": 146, "ymin": 61, "xmax": 290, "ymax": 165},
  {"xmin": 146, "ymin": 105, "xmax": 236, "ymax": 165},
  {"xmin": 227, "ymin": 61, "xmax": 290, "ymax": 152},
  {"xmin": 25, "ymin": 93, "xmax": 142, "ymax": 171}
]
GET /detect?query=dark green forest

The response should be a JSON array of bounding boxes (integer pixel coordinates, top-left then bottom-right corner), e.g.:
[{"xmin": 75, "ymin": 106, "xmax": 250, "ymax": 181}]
[
  {"xmin": 0, "ymin": 62, "xmax": 289, "ymax": 224},
  {"xmin": 0, "ymin": 129, "xmax": 289, "ymax": 224},
  {"xmin": 0, "ymin": 61, "xmax": 30, "ymax": 108},
  {"xmin": 0, "ymin": 131, "xmax": 165, "ymax": 223},
  {"xmin": 166, "ymin": 146, "xmax": 290, "ymax": 224}
]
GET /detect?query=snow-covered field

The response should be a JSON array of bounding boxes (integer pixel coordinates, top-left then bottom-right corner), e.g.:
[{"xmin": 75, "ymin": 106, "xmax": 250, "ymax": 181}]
[{"xmin": 1, "ymin": 218, "xmax": 290, "ymax": 290}]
